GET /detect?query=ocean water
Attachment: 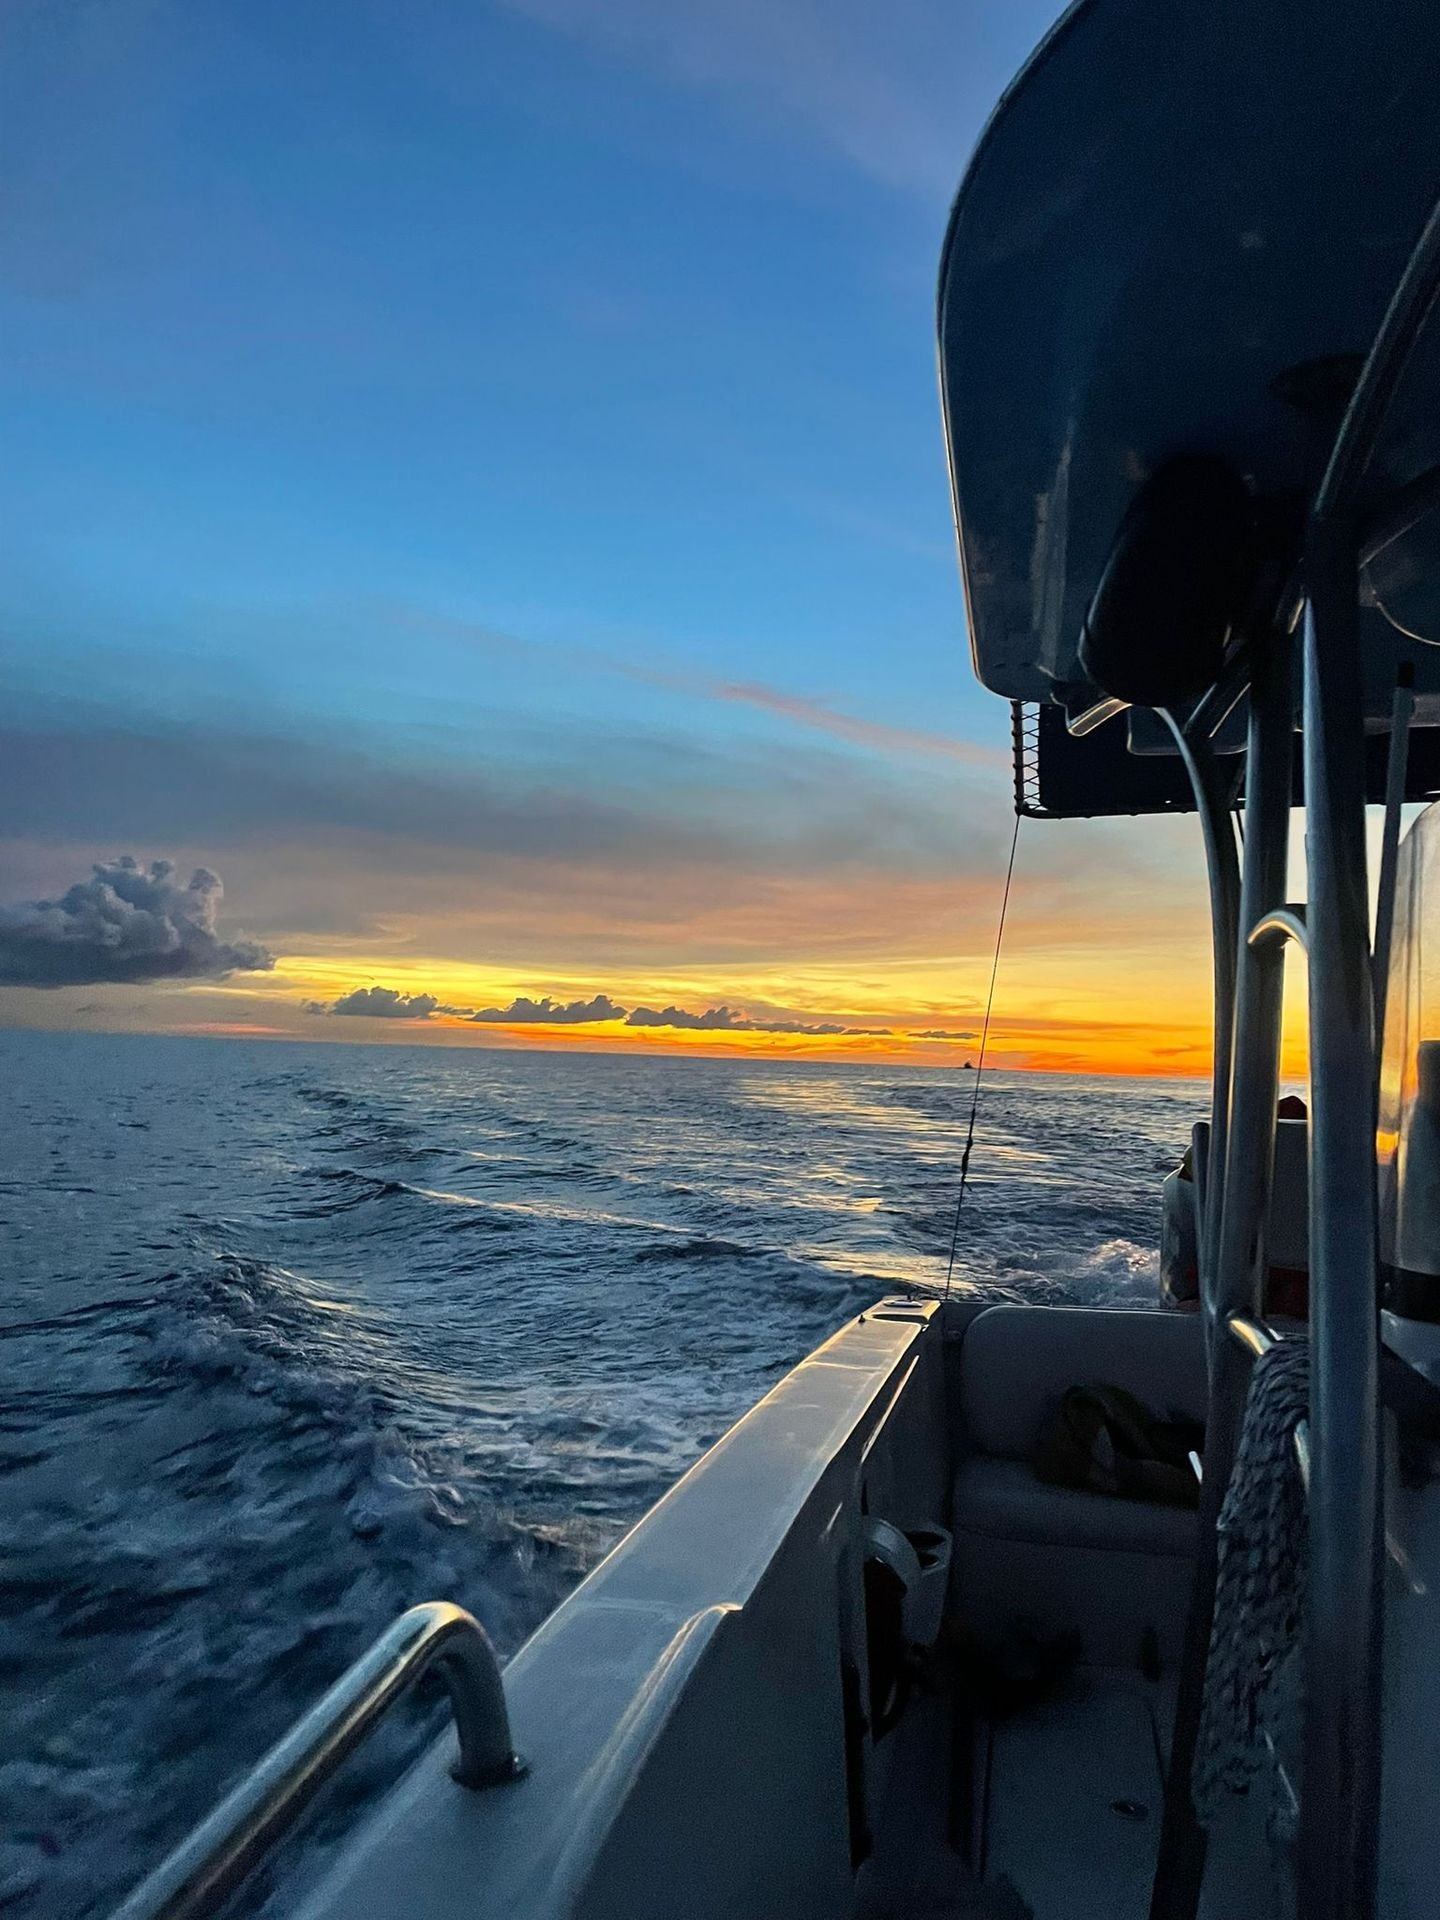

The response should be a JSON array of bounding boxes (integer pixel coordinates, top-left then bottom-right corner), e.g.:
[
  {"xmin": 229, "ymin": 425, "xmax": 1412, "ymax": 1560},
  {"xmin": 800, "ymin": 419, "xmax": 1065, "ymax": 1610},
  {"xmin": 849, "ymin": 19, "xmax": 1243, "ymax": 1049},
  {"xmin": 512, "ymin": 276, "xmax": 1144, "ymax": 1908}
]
[{"xmin": 0, "ymin": 1031, "xmax": 1207, "ymax": 1917}]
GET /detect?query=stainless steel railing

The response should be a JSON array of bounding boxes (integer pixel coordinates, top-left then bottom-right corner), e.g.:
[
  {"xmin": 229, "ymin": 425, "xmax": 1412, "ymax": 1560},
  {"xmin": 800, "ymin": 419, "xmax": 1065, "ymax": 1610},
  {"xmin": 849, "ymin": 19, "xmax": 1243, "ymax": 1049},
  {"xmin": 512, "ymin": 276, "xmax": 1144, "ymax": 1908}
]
[
  {"xmin": 1247, "ymin": 906, "xmax": 1309, "ymax": 956},
  {"xmin": 109, "ymin": 1602, "xmax": 525, "ymax": 1920},
  {"xmin": 1149, "ymin": 639, "xmax": 1287, "ymax": 1920},
  {"xmin": 1226, "ymin": 1313, "xmax": 1310, "ymax": 1488},
  {"xmin": 1226, "ymin": 1312, "xmax": 1280, "ymax": 1360}
]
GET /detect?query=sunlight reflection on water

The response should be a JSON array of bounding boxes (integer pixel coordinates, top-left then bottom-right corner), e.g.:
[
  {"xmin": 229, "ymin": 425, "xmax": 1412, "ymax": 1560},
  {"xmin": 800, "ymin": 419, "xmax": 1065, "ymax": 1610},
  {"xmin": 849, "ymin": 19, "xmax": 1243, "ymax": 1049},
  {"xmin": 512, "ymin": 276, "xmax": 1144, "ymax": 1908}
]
[{"xmin": 0, "ymin": 1034, "xmax": 1206, "ymax": 1919}]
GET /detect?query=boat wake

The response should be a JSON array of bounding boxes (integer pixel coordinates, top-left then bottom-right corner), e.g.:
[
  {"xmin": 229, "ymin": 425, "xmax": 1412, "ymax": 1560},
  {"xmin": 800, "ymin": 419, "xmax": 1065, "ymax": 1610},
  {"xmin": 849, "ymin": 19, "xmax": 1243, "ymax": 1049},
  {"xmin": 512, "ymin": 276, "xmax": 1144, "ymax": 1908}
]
[{"xmin": 0, "ymin": 1034, "xmax": 1202, "ymax": 1916}]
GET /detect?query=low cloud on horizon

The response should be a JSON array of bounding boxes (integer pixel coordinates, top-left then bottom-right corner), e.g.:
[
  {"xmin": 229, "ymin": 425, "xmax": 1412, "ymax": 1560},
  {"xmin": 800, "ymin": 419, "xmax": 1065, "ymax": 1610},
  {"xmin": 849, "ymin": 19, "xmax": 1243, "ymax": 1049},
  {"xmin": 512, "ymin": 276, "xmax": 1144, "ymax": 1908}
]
[
  {"xmin": 328, "ymin": 985, "xmax": 440, "ymax": 1018},
  {"xmin": 0, "ymin": 667, "xmax": 1205, "ymax": 996},
  {"xmin": 623, "ymin": 1001, "xmax": 891, "ymax": 1036},
  {"xmin": 310, "ymin": 980, "xmax": 980, "ymax": 1041},
  {"xmin": 464, "ymin": 993, "xmax": 627, "ymax": 1025}
]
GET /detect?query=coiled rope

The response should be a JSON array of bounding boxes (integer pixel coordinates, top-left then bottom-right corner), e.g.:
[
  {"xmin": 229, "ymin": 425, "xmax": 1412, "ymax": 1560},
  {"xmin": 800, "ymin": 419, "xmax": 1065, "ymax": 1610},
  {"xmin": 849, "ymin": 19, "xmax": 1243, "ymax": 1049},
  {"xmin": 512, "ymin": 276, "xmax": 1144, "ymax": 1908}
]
[
  {"xmin": 1193, "ymin": 1338, "xmax": 1310, "ymax": 1877},
  {"xmin": 943, "ymin": 809, "xmax": 1022, "ymax": 1303}
]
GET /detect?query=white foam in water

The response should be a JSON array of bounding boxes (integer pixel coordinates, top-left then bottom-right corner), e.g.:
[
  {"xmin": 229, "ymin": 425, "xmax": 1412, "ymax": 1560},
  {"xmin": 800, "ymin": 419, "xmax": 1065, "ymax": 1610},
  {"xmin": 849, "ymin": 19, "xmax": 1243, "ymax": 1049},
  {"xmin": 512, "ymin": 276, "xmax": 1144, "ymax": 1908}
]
[{"xmin": 0, "ymin": 1034, "xmax": 1205, "ymax": 1916}]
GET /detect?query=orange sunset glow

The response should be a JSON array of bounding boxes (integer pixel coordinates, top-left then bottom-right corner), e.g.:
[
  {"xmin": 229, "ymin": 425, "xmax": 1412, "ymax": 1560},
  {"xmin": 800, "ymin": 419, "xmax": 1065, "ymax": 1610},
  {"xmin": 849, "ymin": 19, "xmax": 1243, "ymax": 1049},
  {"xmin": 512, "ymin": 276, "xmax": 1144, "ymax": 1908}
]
[
  {"xmin": 0, "ymin": 0, "xmax": 1330, "ymax": 1088},
  {"xmin": 0, "ymin": 775, "xmax": 1332, "ymax": 1078},
  {"xmin": 0, "ymin": 816, "xmax": 1247, "ymax": 1077}
]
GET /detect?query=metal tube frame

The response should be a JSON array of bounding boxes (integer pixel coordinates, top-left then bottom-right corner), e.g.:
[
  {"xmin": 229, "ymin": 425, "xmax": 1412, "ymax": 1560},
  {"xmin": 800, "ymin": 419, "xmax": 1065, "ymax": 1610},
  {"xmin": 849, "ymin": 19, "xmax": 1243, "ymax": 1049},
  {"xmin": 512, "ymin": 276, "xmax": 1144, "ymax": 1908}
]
[
  {"xmin": 108, "ymin": 1602, "xmax": 525, "ymax": 1920},
  {"xmin": 1214, "ymin": 623, "xmax": 1295, "ymax": 1346},
  {"xmin": 1158, "ymin": 708, "xmax": 1243, "ymax": 1343},
  {"xmin": 1250, "ymin": 907, "xmax": 1309, "ymax": 954},
  {"xmin": 1154, "ymin": 181, "xmax": 1440, "ymax": 1920},
  {"xmin": 1149, "ymin": 631, "xmax": 1291, "ymax": 1920},
  {"xmin": 1226, "ymin": 1312, "xmax": 1281, "ymax": 1361},
  {"xmin": 1156, "ymin": 529, "xmax": 1382, "ymax": 1920},
  {"xmin": 1280, "ymin": 181, "xmax": 1440, "ymax": 1920},
  {"xmin": 1295, "ymin": 527, "xmax": 1384, "ymax": 1920},
  {"xmin": 1374, "ymin": 668, "xmax": 1415, "ymax": 1046}
]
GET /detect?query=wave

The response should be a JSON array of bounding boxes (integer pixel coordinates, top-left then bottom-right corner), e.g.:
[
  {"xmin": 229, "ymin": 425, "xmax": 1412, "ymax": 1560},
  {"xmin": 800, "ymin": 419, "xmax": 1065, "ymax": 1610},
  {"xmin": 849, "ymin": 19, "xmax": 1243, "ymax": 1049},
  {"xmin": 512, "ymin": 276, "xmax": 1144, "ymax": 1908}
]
[
  {"xmin": 630, "ymin": 1235, "xmax": 759, "ymax": 1264},
  {"xmin": 0, "ymin": 1035, "xmax": 1198, "ymax": 1920},
  {"xmin": 1, "ymin": 1239, "xmax": 589, "ymax": 1919}
]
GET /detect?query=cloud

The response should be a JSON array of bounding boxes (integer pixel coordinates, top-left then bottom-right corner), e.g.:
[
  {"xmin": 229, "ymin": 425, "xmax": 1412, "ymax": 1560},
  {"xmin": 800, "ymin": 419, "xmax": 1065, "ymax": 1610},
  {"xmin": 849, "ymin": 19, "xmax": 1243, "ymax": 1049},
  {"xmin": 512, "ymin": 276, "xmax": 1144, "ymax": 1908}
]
[
  {"xmin": 317, "ymin": 981, "xmax": 891, "ymax": 1037},
  {"xmin": 465, "ymin": 993, "xmax": 626, "ymax": 1024},
  {"xmin": 330, "ymin": 986, "xmax": 439, "ymax": 1018},
  {"xmin": 411, "ymin": 607, "xmax": 1004, "ymax": 770},
  {"xmin": 0, "ymin": 682, "xmax": 1201, "ymax": 985},
  {"xmin": 695, "ymin": 680, "xmax": 1002, "ymax": 769},
  {"xmin": 626, "ymin": 1002, "xmax": 744, "ymax": 1030},
  {"xmin": 625, "ymin": 1002, "xmax": 889, "ymax": 1036},
  {"xmin": 0, "ymin": 702, "xmax": 990, "ymax": 891},
  {"xmin": 497, "ymin": 0, "xmax": 1043, "ymax": 201},
  {"xmin": 0, "ymin": 856, "xmax": 274, "ymax": 988},
  {"xmin": 912, "ymin": 1028, "xmax": 976, "ymax": 1041}
]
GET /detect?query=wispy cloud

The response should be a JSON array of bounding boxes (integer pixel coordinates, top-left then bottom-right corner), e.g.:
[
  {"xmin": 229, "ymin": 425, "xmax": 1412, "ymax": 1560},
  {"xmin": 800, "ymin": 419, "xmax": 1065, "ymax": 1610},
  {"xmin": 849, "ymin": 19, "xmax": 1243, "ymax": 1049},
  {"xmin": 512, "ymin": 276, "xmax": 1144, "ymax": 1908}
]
[
  {"xmin": 625, "ymin": 1001, "xmax": 888, "ymax": 1036},
  {"xmin": 402, "ymin": 605, "xmax": 1005, "ymax": 770},
  {"xmin": 699, "ymin": 679, "xmax": 998, "ymax": 768},
  {"xmin": 0, "ymin": 662, "xmax": 1211, "ymax": 1072},
  {"xmin": 496, "ymin": 0, "xmax": 1048, "ymax": 201},
  {"xmin": 0, "ymin": 688, "xmax": 1023, "ymax": 977},
  {"xmin": 0, "ymin": 692, "xmax": 989, "ymax": 871}
]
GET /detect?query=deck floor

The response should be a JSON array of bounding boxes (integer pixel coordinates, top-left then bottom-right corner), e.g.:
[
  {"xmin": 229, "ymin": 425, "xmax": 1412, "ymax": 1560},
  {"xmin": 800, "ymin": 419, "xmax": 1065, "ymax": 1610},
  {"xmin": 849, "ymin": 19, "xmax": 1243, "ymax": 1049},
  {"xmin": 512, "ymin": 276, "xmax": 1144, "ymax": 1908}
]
[{"xmin": 976, "ymin": 1670, "xmax": 1168, "ymax": 1920}]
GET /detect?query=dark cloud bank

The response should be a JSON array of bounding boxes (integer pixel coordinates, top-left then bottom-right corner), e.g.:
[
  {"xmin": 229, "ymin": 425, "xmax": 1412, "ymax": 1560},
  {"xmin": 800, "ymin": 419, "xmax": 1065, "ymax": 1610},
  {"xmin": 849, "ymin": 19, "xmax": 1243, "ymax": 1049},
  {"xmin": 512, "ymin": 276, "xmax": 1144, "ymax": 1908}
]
[
  {"xmin": 0, "ymin": 857, "xmax": 274, "ymax": 988},
  {"xmin": 623, "ymin": 1002, "xmax": 889, "ymax": 1036},
  {"xmin": 0, "ymin": 702, "xmax": 989, "ymax": 900},
  {"xmin": 330, "ymin": 985, "xmax": 439, "ymax": 1018},
  {"xmin": 465, "ymin": 994, "xmax": 626, "ymax": 1025},
  {"xmin": 315, "ymin": 985, "xmax": 966, "ymax": 1040}
]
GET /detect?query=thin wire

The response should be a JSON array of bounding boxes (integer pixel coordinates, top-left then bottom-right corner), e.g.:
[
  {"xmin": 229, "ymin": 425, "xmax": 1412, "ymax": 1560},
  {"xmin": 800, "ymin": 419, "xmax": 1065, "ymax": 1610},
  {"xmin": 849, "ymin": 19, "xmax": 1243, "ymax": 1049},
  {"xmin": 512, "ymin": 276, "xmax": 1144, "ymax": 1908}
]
[{"xmin": 943, "ymin": 809, "xmax": 1022, "ymax": 1302}]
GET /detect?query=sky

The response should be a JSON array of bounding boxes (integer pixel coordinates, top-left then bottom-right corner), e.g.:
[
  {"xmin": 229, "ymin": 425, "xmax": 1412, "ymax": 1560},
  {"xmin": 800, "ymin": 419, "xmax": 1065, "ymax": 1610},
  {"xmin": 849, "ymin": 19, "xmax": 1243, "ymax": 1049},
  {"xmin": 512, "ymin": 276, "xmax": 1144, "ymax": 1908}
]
[{"xmin": 0, "ymin": 0, "xmax": 1237, "ymax": 1076}]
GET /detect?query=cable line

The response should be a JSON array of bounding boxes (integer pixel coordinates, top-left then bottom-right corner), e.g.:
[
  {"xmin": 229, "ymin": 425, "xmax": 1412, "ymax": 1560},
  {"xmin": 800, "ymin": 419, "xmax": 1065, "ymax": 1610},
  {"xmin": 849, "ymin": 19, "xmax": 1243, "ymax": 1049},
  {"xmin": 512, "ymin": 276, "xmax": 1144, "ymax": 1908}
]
[{"xmin": 943, "ymin": 809, "xmax": 1021, "ymax": 1303}]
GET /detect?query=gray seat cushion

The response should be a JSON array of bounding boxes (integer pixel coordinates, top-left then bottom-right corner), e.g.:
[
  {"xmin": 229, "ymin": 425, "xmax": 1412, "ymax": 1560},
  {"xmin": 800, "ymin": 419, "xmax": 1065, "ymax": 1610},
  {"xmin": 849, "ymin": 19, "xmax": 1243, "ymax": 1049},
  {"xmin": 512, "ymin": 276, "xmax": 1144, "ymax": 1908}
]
[
  {"xmin": 958, "ymin": 1304, "xmax": 1207, "ymax": 1459},
  {"xmin": 949, "ymin": 1305, "xmax": 1205, "ymax": 1666},
  {"xmin": 954, "ymin": 1454, "xmax": 1197, "ymax": 1558}
]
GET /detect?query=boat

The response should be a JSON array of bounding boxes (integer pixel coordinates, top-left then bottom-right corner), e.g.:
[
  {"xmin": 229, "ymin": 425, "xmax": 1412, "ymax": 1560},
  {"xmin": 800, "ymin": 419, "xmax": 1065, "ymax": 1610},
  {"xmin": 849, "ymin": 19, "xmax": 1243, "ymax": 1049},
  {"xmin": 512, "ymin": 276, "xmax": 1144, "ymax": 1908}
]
[{"xmin": 108, "ymin": 3, "xmax": 1440, "ymax": 1916}]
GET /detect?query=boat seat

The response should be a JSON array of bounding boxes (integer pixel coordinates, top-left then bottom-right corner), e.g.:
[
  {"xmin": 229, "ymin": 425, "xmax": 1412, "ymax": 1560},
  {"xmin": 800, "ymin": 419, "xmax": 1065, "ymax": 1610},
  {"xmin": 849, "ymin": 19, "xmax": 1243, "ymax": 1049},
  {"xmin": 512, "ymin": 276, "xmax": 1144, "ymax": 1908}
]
[
  {"xmin": 953, "ymin": 1455, "xmax": 1197, "ymax": 1558},
  {"xmin": 951, "ymin": 1305, "xmax": 1206, "ymax": 1668}
]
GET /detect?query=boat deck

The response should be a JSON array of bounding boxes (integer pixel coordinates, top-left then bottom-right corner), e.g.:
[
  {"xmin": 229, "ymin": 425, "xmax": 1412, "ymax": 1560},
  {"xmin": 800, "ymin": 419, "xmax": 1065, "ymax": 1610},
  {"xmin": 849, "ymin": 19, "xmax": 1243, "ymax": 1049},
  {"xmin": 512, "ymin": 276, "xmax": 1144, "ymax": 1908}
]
[
  {"xmin": 859, "ymin": 1668, "xmax": 1173, "ymax": 1920},
  {"xmin": 977, "ymin": 1671, "xmax": 1169, "ymax": 1920}
]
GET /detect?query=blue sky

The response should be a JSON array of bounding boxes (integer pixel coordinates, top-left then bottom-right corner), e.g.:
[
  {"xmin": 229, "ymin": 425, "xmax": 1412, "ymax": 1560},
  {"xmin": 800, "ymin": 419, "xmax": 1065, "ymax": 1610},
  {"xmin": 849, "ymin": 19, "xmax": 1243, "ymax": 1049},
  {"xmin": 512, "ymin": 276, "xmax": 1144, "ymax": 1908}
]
[
  {"xmin": 0, "ymin": 0, "xmax": 1055, "ymax": 739},
  {"xmin": 0, "ymin": 2, "xmax": 1220, "ymax": 1070}
]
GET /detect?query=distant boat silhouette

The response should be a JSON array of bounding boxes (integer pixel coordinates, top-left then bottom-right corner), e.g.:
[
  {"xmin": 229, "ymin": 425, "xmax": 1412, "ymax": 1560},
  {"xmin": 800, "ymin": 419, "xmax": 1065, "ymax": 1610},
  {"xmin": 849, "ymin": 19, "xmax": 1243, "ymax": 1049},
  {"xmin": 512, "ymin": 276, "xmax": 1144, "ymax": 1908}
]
[{"xmin": 962, "ymin": 1059, "xmax": 975, "ymax": 1070}]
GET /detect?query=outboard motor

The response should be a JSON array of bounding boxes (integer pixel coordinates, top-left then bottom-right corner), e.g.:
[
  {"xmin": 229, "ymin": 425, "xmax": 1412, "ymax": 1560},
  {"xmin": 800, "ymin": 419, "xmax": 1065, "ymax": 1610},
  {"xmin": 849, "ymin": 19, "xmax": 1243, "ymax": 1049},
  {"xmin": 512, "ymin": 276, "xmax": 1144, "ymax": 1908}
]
[
  {"xmin": 1160, "ymin": 1139, "xmax": 1202, "ymax": 1308},
  {"xmin": 1161, "ymin": 1105, "xmax": 1309, "ymax": 1313}
]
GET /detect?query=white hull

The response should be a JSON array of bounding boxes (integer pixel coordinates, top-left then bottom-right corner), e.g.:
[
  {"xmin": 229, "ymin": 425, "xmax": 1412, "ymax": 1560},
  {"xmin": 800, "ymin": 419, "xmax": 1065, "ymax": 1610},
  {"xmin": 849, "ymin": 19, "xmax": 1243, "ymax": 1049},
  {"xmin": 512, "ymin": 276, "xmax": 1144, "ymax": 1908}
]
[{"xmin": 291, "ymin": 1298, "xmax": 1219, "ymax": 1920}]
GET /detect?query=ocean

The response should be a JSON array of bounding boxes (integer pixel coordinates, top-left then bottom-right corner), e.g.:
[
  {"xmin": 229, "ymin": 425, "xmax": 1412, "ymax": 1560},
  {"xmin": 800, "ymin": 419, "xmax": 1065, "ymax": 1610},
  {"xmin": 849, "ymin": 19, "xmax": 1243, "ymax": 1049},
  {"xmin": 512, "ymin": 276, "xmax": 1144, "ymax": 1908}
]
[{"xmin": 0, "ymin": 1030, "xmax": 1207, "ymax": 1917}]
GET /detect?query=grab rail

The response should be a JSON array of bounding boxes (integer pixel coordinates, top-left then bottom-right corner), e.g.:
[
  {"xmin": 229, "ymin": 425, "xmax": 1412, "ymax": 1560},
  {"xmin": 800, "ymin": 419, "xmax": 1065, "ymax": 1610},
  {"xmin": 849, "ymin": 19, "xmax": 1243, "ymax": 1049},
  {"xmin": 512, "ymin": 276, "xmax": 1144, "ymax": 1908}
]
[
  {"xmin": 1226, "ymin": 1312, "xmax": 1281, "ymax": 1360},
  {"xmin": 1248, "ymin": 906, "xmax": 1309, "ymax": 955},
  {"xmin": 1150, "ymin": 645, "xmax": 1271, "ymax": 1920},
  {"xmin": 1226, "ymin": 1314, "xmax": 1312, "ymax": 1487},
  {"xmin": 109, "ymin": 1602, "xmax": 525, "ymax": 1920}
]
